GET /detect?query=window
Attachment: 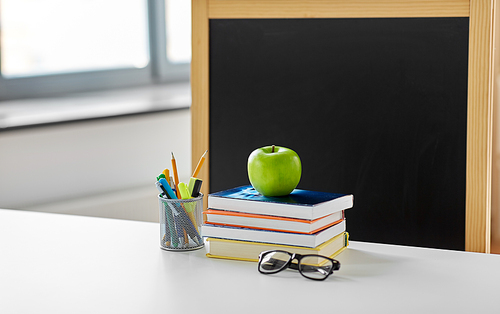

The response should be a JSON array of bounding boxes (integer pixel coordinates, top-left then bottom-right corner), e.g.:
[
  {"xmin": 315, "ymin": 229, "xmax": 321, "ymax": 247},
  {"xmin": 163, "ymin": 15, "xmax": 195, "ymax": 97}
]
[{"xmin": 0, "ymin": 0, "xmax": 191, "ymax": 101}]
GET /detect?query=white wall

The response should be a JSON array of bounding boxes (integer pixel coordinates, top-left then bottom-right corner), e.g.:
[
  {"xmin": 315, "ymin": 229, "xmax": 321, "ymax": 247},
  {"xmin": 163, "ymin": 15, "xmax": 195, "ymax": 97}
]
[{"xmin": 0, "ymin": 109, "xmax": 191, "ymax": 222}]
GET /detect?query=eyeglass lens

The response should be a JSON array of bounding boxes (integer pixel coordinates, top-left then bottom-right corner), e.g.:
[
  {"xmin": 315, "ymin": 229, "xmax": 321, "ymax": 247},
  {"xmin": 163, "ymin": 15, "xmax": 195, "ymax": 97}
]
[
  {"xmin": 259, "ymin": 251, "xmax": 336, "ymax": 280},
  {"xmin": 299, "ymin": 256, "xmax": 334, "ymax": 280},
  {"xmin": 259, "ymin": 251, "xmax": 291, "ymax": 273}
]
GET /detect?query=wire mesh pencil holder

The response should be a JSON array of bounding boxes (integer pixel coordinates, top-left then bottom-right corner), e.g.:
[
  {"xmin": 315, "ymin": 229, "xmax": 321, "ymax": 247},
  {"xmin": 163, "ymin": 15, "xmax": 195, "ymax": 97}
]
[{"xmin": 158, "ymin": 193, "xmax": 204, "ymax": 251}]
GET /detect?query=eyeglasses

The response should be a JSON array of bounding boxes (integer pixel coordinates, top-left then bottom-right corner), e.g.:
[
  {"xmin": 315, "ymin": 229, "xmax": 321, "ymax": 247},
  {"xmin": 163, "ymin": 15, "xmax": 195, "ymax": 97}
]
[{"xmin": 257, "ymin": 250, "xmax": 341, "ymax": 281}]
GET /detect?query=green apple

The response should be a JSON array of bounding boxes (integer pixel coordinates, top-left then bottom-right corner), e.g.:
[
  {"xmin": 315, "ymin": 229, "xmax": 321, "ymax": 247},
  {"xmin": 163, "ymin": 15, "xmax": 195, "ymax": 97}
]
[{"xmin": 247, "ymin": 145, "xmax": 302, "ymax": 197}]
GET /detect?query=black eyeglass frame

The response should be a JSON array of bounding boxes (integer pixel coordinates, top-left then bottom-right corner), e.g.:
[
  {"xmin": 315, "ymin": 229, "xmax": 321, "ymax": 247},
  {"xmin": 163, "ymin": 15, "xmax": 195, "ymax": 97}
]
[{"xmin": 257, "ymin": 250, "xmax": 341, "ymax": 281}]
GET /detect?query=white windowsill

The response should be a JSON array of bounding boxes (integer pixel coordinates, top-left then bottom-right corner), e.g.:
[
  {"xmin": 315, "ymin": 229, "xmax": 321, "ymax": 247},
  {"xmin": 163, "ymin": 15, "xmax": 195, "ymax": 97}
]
[{"xmin": 0, "ymin": 82, "xmax": 191, "ymax": 130}]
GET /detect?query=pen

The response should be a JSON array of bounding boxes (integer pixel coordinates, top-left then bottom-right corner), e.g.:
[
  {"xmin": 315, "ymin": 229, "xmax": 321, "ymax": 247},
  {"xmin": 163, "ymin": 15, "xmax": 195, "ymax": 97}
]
[
  {"xmin": 160, "ymin": 210, "xmax": 171, "ymax": 247},
  {"xmin": 159, "ymin": 178, "xmax": 177, "ymax": 199},
  {"xmin": 192, "ymin": 150, "xmax": 208, "ymax": 178},
  {"xmin": 169, "ymin": 176, "xmax": 177, "ymax": 195},
  {"xmin": 165, "ymin": 204, "xmax": 179, "ymax": 248},
  {"xmin": 169, "ymin": 203, "xmax": 186, "ymax": 247},
  {"xmin": 171, "ymin": 152, "xmax": 181, "ymax": 198},
  {"xmin": 155, "ymin": 181, "xmax": 168, "ymax": 198},
  {"xmin": 156, "ymin": 184, "xmax": 179, "ymax": 248}
]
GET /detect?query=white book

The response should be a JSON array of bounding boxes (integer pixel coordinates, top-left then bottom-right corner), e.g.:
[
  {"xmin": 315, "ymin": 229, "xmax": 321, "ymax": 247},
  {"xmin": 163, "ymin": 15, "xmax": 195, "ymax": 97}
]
[
  {"xmin": 204, "ymin": 209, "xmax": 344, "ymax": 234},
  {"xmin": 201, "ymin": 220, "xmax": 346, "ymax": 248}
]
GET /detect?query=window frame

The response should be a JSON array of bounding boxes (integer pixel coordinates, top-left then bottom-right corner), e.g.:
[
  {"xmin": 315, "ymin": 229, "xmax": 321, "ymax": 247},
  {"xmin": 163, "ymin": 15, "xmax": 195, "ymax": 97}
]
[{"xmin": 0, "ymin": 0, "xmax": 190, "ymax": 101}]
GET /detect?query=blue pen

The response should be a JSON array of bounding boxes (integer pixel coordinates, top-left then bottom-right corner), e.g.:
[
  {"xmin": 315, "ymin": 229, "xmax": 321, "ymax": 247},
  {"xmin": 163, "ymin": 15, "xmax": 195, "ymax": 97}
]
[
  {"xmin": 158, "ymin": 178, "xmax": 187, "ymax": 246},
  {"xmin": 159, "ymin": 178, "xmax": 177, "ymax": 199}
]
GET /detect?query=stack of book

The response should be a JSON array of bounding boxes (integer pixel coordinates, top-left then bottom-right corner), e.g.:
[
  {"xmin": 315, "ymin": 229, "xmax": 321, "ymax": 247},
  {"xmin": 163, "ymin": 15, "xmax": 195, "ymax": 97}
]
[{"xmin": 201, "ymin": 185, "xmax": 353, "ymax": 262}]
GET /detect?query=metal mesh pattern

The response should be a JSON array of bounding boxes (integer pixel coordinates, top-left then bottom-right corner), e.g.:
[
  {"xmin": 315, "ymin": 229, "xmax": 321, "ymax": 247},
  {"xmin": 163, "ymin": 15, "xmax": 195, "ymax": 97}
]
[{"xmin": 158, "ymin": 193, "xmax": 204, "ymax": 251}]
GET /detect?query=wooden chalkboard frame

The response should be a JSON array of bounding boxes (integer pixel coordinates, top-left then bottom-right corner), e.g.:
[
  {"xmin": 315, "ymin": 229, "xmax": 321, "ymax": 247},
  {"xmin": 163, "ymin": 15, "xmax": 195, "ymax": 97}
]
[{"xmin": 191, "ymin": 0, "xmax": 497, "ymax": 253}]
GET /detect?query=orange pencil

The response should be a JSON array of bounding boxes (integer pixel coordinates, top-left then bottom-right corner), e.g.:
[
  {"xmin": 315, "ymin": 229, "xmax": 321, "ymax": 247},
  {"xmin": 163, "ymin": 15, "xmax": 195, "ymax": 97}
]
[
  {"xmin": 192, "ymin": 150, "xmax": 208, "ymax": 178},
  {"xmin": 171, "ymin": 152, "xmax": 180, "ymax": 198}
]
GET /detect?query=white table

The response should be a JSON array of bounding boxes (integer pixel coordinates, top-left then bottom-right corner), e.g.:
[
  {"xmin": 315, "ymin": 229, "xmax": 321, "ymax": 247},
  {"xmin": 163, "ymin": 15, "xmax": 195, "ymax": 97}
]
[{"xmin": 1, "ymin": 208, "xmax": 499, "ymax": 314}]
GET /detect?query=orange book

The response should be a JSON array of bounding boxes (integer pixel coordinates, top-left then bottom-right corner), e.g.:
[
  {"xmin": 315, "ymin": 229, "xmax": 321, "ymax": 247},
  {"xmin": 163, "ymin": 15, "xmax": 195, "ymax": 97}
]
[{"xmin": 203, "ymin": 209, "xmax": 344, "ymax": 234}]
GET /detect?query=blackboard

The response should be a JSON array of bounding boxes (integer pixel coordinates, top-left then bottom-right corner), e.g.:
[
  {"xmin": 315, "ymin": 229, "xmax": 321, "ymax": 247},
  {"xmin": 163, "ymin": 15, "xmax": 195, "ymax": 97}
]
[{"xmin": 209, "ymin": 18, "xmax": 469, "ymax": 250}]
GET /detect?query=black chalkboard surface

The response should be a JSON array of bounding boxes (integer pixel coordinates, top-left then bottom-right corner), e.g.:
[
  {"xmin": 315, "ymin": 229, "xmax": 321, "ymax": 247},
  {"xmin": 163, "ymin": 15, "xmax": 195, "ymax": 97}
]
[{"xmin": 209, "ymin": 18, "xmax": 469, "ymax": 250}]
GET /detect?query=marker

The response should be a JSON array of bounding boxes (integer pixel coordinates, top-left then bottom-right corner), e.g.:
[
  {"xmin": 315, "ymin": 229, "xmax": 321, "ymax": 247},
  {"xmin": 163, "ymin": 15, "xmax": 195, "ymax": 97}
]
[
  {"xmin": 159, "ymin": 178, "xmax": 177, "ymax": 199},
  {"xmin": 192, "ymin": 150, "xmax": 207, "ymax": 178},
  {"xmin": 188, "ymin": 177, "xmax": 203, "ymax": 197},
  {"xmin": 178, "ymin": 182, "xmax": 192, "ymax": 199},
  {"xmin": 188, "ymin": 177, "xmax": 196, "ymax": 194},
  {"xmin": 178, "ymin": 182, "xmax": 199, "ymax": 232}
]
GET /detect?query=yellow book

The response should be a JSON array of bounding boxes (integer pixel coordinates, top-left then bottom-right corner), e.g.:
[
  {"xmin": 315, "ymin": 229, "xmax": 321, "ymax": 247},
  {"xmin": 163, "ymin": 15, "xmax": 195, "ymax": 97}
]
[{"xmin": 205, "ymin": 232, "xmax": 349, "ymax": 262}]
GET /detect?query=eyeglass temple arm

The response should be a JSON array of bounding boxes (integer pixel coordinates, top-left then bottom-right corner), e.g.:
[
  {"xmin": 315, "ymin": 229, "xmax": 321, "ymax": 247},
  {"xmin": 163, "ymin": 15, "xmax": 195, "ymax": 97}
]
[{"xmin": 333, "ymin": 261, "xmax": 341, "ymax": 271}]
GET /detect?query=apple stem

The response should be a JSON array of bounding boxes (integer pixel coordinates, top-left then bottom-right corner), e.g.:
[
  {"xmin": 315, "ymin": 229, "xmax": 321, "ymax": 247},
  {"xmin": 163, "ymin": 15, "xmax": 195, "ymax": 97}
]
[{"xmin": 272, "ymin": 145, "xmax": 275, "ymax": 153}]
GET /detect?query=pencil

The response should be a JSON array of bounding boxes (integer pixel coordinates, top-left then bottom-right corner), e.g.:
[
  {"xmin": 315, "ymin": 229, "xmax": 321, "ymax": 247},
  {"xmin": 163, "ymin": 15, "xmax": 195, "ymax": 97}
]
[
  {"xmin": 171, "ymin": 152, "xmax": 181, "ymax": 198},
  {"xmin": 192, "ymin": 150, "xmax": 208, "ymax": 178}
]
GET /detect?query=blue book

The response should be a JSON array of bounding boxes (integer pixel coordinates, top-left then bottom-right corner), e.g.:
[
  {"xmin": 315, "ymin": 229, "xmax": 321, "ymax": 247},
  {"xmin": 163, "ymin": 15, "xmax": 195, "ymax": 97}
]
[{"xmin": 208, "ymin": 185, "xmax": 353, "ymax": 220}]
